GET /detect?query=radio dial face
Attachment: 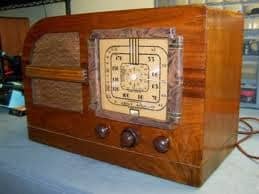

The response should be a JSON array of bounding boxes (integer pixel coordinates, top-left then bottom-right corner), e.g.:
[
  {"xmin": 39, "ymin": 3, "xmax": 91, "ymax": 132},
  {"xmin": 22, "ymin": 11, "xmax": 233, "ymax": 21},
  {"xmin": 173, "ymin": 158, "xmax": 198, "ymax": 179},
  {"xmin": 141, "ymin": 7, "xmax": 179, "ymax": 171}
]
[
  {"xmin": 99, "ymin": 39, "xmax": 168, "ymax": 121},
  {"xmin": 88, "ymin": 28, "xmax": 183, "ymax": 129}
]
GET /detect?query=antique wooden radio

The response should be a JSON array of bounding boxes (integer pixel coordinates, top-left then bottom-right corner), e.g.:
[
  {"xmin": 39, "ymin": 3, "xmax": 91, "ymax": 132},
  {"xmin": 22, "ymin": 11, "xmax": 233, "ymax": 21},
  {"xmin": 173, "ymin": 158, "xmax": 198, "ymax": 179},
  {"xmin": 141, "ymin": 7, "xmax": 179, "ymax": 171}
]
[{"xmin": 23, "ymin": 6, "xmax": 243, "ymax": 186}]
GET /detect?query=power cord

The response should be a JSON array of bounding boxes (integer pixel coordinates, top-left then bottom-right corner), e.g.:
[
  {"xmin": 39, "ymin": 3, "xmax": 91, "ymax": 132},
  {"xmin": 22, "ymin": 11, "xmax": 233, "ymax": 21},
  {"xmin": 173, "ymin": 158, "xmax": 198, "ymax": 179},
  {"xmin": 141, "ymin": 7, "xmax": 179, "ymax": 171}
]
[{"xmin": 237, "ymin": 117, "xmax": 259, "ymax": 160}]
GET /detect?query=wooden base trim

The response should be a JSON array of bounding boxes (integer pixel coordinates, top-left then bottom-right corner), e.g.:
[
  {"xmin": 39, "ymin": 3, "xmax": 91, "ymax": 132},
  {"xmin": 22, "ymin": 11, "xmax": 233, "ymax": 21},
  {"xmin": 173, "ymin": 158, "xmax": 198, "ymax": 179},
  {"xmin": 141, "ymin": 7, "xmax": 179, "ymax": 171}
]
[
  {"xmin": 28, "ymin": 125, "xmax": 236, "ymax": 187},
  {"xmin": 28, "ymin": 127, "xmax": 203, "ymax": 187}
]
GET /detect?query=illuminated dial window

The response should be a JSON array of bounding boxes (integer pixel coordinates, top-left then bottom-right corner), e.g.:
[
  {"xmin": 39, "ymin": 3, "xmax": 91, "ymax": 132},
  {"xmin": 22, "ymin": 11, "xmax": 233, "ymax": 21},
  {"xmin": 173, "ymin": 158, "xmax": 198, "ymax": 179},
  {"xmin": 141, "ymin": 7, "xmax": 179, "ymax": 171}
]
[
  {"xmin": 88, "ymin": 28, "xmax": 183, "ymax": 129},
  {"xmin": 99, "ymin": 38, "xmax": 168, "ymax": 121}
]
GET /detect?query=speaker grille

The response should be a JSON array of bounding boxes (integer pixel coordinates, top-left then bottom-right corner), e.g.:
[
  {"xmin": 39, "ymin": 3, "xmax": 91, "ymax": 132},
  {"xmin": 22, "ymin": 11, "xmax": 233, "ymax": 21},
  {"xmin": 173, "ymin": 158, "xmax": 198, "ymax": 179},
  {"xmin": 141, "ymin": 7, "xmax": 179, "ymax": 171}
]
[
  {"xmin": 32, "ymin": 79, "xmax": 83, "ymax": 112},
  {"xmin": 30, "ymin": 32, "xmax": 83, "ymax": 112},
  {"xmin": 31, "ymin": 32, "xmax": 80, "ymax": 67}
]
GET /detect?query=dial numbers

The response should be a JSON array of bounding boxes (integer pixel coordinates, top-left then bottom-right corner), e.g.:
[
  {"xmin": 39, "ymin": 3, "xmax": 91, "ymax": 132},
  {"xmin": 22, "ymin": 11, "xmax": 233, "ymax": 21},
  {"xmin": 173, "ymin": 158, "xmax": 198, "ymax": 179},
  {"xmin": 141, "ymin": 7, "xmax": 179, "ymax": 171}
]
[
  {"xmin": 120, "ymin": 63, "xmax": 149, "ymax": 92},
  {"xmin": 99, "ymin": 38, "xmax": 168, "ymax": 121}
]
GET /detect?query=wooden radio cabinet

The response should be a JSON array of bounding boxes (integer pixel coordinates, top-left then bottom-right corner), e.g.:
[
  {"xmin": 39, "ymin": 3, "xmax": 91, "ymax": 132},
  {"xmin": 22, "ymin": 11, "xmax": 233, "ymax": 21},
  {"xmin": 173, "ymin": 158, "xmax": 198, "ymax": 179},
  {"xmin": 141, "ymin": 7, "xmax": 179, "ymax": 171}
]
[{"xmin": 23, "ymin": 5, "xmax": 243, "ymax": 186}]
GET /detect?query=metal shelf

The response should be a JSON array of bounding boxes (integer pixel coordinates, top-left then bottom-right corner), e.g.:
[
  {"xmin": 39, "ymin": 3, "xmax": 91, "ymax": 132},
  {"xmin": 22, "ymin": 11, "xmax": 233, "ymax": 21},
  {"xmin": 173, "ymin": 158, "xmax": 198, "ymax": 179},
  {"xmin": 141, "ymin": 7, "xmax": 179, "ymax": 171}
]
[
  {"xmin": 206, "ymin": 0, "xmax": 259, "ymax": 6},
  {"xmin": 241, "ymin": 78, "xmax": 257, "ymax": 84},
  {"xmin": 240, "ymin": 102, "xmax": 259, "ymax": 108},
  {"xmin": 243, "ymin": 55, "xmax": 259, "ymax": 61},
  {"xmin": 0, "ymin": 0, "xmax": 65, "ymax": 11},
  {"xmin": 246, "ymin": 14, "xmax": 259, "ymax": 18},
  {"xmin": 155, "ymin": 0, "xmax": 259, "ymax": 13}
]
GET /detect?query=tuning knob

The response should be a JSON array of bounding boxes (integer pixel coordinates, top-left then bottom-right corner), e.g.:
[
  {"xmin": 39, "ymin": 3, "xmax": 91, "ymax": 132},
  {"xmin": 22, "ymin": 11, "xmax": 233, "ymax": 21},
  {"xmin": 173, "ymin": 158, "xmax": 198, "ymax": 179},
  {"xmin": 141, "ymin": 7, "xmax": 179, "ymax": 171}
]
[
  {"xmin": 153, "ymin": 136, "xmax": 170, "ymax": 153},
  {"xmin": 95, "ymin": 124, "xmax": 110, "ymax": 138},
  {"xmin": 120, "ymin": 128, "xmax": 138, "ymax": 148}
]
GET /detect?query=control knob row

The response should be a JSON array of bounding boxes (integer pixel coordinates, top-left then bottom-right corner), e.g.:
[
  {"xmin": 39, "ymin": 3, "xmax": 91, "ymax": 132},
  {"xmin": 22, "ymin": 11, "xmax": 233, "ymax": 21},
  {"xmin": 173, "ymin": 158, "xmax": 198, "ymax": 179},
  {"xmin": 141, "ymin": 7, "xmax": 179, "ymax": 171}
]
[{"xmin": 95, "ymin": 125, "xmax": 170, "ymax": 153}]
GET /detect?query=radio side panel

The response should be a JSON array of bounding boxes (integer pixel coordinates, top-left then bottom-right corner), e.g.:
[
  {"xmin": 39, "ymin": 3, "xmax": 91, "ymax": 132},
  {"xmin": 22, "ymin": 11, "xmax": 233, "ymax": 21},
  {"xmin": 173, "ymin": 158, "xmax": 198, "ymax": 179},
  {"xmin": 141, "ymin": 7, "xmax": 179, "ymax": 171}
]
[{"xmin": 202, "ymin": 8, "xmax": 243, "ymax": 182}]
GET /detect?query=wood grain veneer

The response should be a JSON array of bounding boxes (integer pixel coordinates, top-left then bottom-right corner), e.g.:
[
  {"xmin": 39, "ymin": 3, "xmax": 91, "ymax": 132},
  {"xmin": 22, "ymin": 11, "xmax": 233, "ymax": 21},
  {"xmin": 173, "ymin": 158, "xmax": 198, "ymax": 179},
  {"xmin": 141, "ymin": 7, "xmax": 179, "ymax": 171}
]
[
  {"xmin": 26, "ymin": 66, "xmax": 87, "ymax": 82},
  {"xmin": 22, "ymin": 5, "xmax": 243, "ymax": 187}
]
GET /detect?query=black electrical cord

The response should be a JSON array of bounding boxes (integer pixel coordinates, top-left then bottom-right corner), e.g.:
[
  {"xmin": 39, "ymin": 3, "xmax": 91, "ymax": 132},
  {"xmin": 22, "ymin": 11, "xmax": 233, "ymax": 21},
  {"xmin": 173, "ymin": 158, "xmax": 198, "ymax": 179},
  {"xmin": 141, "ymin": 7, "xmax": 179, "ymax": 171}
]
[{"xmin": 237, "ymin": 117, "xmax": 259, "ymax": 160}]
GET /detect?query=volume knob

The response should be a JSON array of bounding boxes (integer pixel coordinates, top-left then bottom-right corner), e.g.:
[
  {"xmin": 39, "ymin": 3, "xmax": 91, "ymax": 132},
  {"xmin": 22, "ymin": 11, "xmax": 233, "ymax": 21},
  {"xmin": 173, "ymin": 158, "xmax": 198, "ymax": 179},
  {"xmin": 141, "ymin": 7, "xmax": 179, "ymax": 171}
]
[
  {"xmin": 153, "ymin": 136, "xmax": 170, "ymax": 153},
  {"xmin": 95, "ymin": 124, "xmax": 110, "ymax": 138},
  {"xmin": 120, "ymin": 128, "xmax": 138, "ymax": 148}
]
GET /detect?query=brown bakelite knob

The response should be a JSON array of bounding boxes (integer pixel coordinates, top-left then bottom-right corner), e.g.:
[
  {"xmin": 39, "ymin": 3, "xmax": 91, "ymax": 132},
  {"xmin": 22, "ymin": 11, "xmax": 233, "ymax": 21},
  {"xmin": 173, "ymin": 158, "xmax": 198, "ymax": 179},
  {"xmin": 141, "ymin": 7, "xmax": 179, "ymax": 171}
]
[
  {"xmin": 95, "ymin": 124, "xmax": 110, "ymax": 138},
  {"xmin": 120, "ymin": 128, "xmax": 138, "ymax": 148},
  {"xmin": 153, "ymin": 136, "xmax": 170, "ymax": 153}
]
